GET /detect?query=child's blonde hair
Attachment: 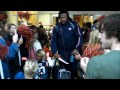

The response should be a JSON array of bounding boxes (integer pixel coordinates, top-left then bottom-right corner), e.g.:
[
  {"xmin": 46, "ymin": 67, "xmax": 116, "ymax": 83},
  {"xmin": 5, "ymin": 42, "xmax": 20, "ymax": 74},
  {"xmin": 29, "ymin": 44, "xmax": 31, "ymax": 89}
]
[
  {"xmin": 36, "ymin": 49, "xmax": 45, "ymax": 55},
  {"xmin": 24, "ymin": 60, "xmax": 38, "ymax": 77},
  {"xmin": 36, "ymin": 49, "xmax": 46, "ymax": 60},
  {"xmin": 88, "ymin": 30, "xmax": 100, "ymax": 45}
]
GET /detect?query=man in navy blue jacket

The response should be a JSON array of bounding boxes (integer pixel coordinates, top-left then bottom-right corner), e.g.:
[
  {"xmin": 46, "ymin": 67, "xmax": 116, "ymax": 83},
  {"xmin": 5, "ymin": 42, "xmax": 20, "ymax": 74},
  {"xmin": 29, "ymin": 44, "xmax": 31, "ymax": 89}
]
[{"xmin": 51, "ymin": 11, "xmax": 83, "ymax": 79}]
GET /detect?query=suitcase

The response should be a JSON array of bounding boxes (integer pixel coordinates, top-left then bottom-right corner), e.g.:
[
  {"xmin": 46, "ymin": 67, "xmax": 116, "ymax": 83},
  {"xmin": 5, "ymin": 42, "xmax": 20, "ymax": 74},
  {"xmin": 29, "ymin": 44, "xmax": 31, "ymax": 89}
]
[{"xmin": 58, "ymin": 69, "xmax": 71, "ymax": 79}]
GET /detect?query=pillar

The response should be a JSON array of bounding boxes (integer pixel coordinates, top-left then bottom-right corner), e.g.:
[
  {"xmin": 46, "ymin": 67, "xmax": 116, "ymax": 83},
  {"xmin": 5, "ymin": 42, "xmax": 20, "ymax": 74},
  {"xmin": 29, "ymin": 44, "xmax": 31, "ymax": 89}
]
[{"xmin": 6, "ymin": 11, "xmax": 13, "ymax": 24}]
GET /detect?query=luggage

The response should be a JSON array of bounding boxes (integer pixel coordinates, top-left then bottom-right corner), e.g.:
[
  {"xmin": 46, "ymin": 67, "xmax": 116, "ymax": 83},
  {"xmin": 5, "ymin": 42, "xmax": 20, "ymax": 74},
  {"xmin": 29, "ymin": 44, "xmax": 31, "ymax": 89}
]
[{"xmin": 58, "ymin": 69, "xmax": 71, "ymax": 79}]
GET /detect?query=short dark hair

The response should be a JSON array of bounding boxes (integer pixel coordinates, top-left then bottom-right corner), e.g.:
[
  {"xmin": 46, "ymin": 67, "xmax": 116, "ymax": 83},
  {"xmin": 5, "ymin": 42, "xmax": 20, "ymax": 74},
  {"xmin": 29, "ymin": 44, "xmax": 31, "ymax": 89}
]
[
  {"xmin": 86, "ymin": 22, "xmax": 91, "ymax": 28},
  {"xmin": 30, "ymin": 25, "xmax": 37, "ymax": 30},
  {"xmin": 58, "ymin": 11, "xmax": 73, "ymax": 22},
  {"xmin": 99, "ymin": 14, "xmax": 120, "ymax": 42},
  {"xmin": 58, "ymin": 11, "xmax": 69, "ymax": 17},
  {"xmin": 93, "ymin": 20, "xmax": 98, "ymax": 24},
  {"xmin": 8, "ymin": 23, "xmax": 16, "ymax": 30}
]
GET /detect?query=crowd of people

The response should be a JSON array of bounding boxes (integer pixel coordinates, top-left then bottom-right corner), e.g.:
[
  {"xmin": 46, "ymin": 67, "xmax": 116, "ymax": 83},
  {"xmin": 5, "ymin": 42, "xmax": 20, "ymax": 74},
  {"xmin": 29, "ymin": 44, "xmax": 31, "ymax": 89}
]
[{"xmin": 0, "ymin": 11, "xmax": 120, "ymax": 79}]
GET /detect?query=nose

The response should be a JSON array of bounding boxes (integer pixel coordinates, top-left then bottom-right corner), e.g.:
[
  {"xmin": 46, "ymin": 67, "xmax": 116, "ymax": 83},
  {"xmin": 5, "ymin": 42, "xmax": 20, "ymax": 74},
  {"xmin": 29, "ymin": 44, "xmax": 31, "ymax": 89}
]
[{"xmin": 61, "ymin": 17, "xmax": 64, "ymax": 21}]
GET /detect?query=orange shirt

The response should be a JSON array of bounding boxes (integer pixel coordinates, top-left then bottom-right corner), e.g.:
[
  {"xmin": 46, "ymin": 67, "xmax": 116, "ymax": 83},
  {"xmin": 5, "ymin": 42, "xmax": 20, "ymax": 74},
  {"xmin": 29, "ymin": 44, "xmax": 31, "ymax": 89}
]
[{"xmin": 43, "ymin": 47, "xmax": 53, "ymax": 57}]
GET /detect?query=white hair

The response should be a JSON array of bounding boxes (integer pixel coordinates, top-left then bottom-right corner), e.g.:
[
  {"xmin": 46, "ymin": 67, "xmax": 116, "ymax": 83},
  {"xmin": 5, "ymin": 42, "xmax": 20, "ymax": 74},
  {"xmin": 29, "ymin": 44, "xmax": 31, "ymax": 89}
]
[{"xmin": 24, "ymin": 60, "xmax": 38, "ymax": 76}]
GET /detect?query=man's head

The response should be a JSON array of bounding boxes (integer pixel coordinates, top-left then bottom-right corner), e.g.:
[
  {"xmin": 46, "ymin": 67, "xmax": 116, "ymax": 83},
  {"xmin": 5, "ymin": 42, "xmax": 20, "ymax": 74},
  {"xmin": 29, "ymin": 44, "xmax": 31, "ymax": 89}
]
[
  {"xmin": 93, "ymin": 20, "xmax": 99, "ymax": 29},
  {"xmin": 86, "ymin": 22, "xmax": 92, "ymax": 30},
  {"xmin": 58, "ymin": 11, "xmax": 69, "ymax": 24},
  {"xmin": 99, "ymin": 14, "xmax": 120, "ymax": 49}
]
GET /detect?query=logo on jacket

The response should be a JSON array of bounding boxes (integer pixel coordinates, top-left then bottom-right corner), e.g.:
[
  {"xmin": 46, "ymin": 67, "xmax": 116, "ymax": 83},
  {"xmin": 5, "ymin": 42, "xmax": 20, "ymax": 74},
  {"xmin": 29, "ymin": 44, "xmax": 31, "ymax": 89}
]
[{"xmin": 68, "ymin": 27, "xmax": 72, "ymax": 30}]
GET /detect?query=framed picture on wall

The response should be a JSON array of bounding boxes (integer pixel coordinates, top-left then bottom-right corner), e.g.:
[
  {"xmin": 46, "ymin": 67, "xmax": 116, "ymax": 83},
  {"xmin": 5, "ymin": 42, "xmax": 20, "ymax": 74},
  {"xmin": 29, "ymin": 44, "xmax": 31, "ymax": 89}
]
[
  {"xmin": 73, "ymin": 15, "xmax": 83, "ymax": 28},
  {"xmin": 74, "ymin": 16, "xmax": 80, "ymax": 23}
]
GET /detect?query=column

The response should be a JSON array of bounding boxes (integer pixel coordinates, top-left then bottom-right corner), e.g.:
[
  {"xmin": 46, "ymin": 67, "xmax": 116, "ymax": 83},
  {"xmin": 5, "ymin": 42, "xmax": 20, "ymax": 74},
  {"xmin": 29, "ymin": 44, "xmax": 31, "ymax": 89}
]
[{"xmin": 6, "ymin": 11, "xmax": 13, "ymax": 24}]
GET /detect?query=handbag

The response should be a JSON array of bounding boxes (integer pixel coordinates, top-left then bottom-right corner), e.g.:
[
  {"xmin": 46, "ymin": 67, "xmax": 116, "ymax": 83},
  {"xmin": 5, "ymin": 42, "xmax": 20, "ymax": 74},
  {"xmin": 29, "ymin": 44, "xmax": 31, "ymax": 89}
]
[{"xmin": 57, "ymin": 63, "xmax": 71, "ymax": 79}]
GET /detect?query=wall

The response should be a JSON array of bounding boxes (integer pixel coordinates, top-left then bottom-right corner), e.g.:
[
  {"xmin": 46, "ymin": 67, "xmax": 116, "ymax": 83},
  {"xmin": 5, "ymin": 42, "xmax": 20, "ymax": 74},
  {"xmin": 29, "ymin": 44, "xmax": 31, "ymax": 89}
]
[
  {"xmin": 38, "ymin": 11, "xmax": 118, "ymax": 15},
  {"xmin": 38, "ymin": 11, "xmax": 120, "ymax": 28},
  {"xmin": 8, "ymin": 11, "xmax": 120, "ymax": 27},
  {"xmin": 11, "ymin": 15, "xmax": 18, "ymax": 25},
  {"xmin": 38, "ymin": 13, "xmax": 51, "ymax": 29},
  {"xmin": 69, "ymin": 11, "xmax": 119, "ymax": 19},
  {"xmin": 38, "ymin": 12, "xmax": 58, "ymax": 29}
]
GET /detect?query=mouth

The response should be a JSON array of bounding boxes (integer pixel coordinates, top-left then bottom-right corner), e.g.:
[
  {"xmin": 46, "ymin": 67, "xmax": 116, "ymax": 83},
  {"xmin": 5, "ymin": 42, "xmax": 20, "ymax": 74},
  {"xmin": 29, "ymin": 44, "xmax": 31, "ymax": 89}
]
[{"xmin": 61, "ymin": 21, "xmax": 65, "ymax": 24}]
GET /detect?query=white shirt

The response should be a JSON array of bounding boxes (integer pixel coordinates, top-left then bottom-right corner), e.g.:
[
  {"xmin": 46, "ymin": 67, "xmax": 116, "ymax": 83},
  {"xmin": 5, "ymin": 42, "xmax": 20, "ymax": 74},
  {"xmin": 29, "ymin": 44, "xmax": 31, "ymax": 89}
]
[{"xmin": 33, "ymin": 40, "xmax": 42, "ymax": 53}]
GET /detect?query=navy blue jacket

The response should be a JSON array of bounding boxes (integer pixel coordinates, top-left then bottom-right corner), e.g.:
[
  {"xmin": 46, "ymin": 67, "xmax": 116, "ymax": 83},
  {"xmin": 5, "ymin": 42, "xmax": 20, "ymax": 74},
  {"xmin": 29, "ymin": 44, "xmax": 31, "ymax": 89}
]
[
  {"xmin": 51, "ymin": 21, "xmax": 83, "ymax": 62},
  {"xmin": 34, "ymin": 60, "xmax": 48, "ymax": 79},
  {"xmin": 0, "ymin": 38, "xmax": 19, "ymax": 79}
]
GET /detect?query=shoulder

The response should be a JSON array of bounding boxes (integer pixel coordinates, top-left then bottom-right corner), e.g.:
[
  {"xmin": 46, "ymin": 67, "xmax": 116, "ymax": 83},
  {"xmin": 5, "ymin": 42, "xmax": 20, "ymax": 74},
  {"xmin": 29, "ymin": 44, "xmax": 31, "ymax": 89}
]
[
  {"xmin": 88, "ymin": 52, "xmax": 113, "ymax": 67},
  {"xmin": 54, "ymin": 23, "xmax": 60, "ymax": 28},
  {"xmin": 85, "ymin": 51, "xmax": 117, "ymax": 79},
  {"xmin": 89, "ymin": 54, "xmax": 105, "ymax": 63},
  {"xmin": 69, "ymin": 21, "xmax": 81, "ymax": 30},
  {"xmin": 34, "ymin": 40, "xmax": 40, "ymax": 44},
  {"xmin": 14, "ymin": 71, "xmax": 25, "ymax": 79},
  {"xmin": 0, "ymin": 38, "xmax": 6, "ymax": 45},
  {"xmin": 42, "ymin": 61, "xmax": 47, "ymax": 66},
  {"xmin": 53, "ymin": 24, "xmax": 59, "ymax": 32},
  {"xmin": 85, "ymin": 56, "xmax": 102, "ymax": 79},
  {"xmin": 70, "ymin": 21, "xmax": 78, "ymax": 26},
  {"xmin": 11, "ymin": 42, "xmax": 19, "ymax": 48},
  {"xmin": 71, "ymin": 20, "xmax": 77, "ymax": 24}
]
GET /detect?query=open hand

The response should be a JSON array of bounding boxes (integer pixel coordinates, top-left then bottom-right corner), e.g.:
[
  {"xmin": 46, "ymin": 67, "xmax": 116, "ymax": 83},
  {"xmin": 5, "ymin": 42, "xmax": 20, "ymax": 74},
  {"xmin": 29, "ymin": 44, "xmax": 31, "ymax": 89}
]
[
  {"xmin": 18, "ymin": 35, "xmax": 23, "ymax": 45},
  {"xmin": 74, "ymin": 52, "xmax": 81, "ymax": 60}
]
